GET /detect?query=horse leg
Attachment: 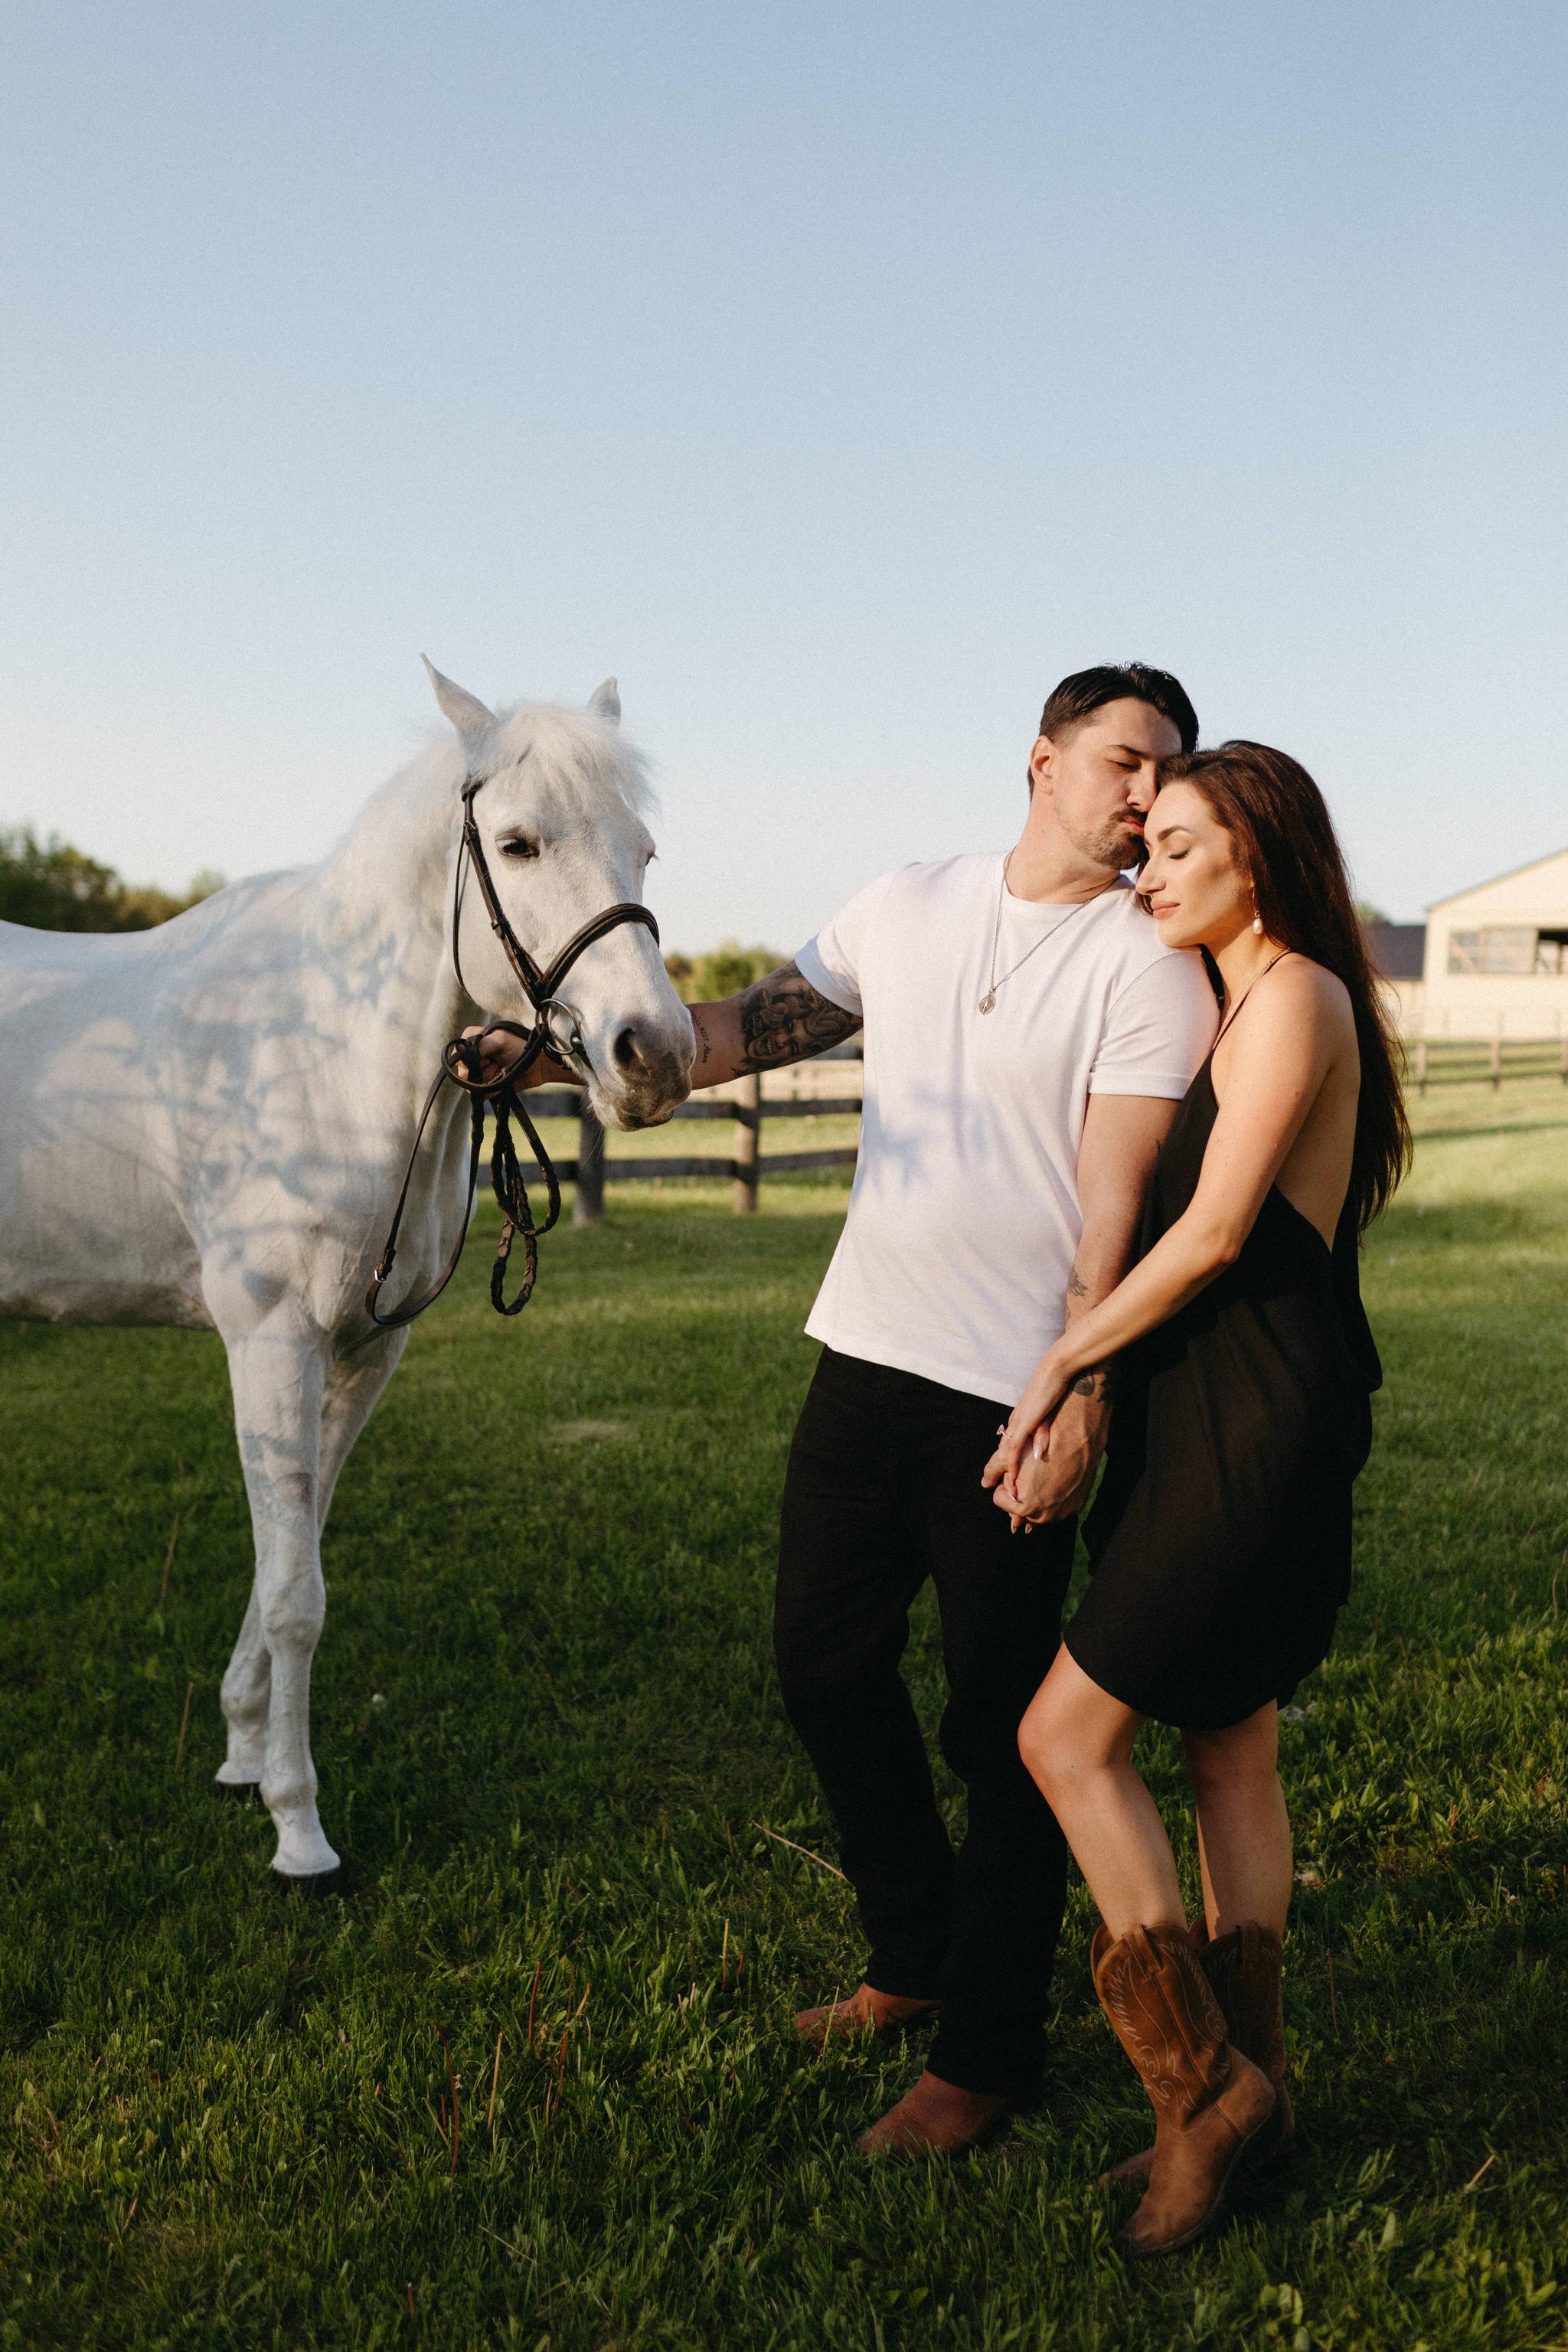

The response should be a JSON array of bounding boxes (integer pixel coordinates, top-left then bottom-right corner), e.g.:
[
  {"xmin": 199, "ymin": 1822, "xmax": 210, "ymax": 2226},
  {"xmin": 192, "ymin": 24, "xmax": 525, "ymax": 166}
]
[
  {"xmin": 215, "ymin": 1331, "xmax": 406, "ymax": 1794},
  {"xmin": 224, "ymin": 1316, "xmax": 339, "ymax": 1883},
  {"xmin": 216, "ymin": 1585, "xmax": 269, "ymax": 1791},
  {"xmin": 317, "ymin": 1333, "xmax": 407, "ymax": 1537}
]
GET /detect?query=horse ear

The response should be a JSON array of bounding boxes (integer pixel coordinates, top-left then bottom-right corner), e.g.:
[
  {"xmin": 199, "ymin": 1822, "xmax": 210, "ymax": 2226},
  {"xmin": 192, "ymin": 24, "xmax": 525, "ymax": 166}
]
[
  {"xmin": 586, "ymin": 677, "xmax": 620, "ymax": 725},
  {"xmin": 422, "ymin": 655, "xmax": 496, "ymax": 752}
]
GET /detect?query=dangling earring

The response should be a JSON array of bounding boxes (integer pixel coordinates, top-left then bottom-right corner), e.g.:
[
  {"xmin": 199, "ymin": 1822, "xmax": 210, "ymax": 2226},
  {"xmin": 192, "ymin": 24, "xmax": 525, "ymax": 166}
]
[{"xmin": 1251, "ymin": 900, "xmax": 1264, "ymax": 936}]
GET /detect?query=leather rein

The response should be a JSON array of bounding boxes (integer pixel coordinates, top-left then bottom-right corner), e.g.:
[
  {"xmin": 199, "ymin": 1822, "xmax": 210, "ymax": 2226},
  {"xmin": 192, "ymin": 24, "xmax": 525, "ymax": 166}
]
[{"xmin": 363, "ymin": 766, "xmax": 659, "ymax": 1332}]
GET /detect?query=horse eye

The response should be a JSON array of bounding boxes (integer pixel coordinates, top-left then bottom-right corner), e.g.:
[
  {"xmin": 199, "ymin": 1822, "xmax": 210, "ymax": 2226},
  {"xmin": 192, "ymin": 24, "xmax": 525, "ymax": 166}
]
[{"xmin": 498, "ymin": 835, "xmax": 541, "ymax": 861}]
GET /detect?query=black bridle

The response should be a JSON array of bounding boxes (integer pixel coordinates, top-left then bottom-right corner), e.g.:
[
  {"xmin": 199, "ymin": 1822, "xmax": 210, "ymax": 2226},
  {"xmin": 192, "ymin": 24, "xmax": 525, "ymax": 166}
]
[{"xmin": 364, "ymin": 766, "xmax": 659, "ymax": 1332}]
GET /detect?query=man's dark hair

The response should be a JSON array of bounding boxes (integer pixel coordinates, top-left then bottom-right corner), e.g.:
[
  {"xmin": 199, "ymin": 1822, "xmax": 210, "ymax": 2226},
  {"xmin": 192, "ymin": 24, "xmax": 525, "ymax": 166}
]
[{"xmin": 1037, "ymin": 662, "xmax": 1199, "ymax": 756}]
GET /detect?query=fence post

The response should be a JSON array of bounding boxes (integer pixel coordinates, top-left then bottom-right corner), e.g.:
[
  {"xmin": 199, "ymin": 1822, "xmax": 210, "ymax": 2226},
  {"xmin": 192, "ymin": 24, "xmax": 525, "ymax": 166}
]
[
  {"xmin": 1415, "ymin": 1039, "xmax": 1429, "ymax": 1096},
  {"xmin": 573, "ymin": 1100, "xmax": 606, "ymax": 1225},
  {"xmin": 1560, "ymin": 1037, "xmax": 1567, "ymax": 1088},
  {"xmin": 733, "ymin": 1072, "xmax": 760, "ymax": 1216},
  {"xmin": 1489, "ymin": 1037, "xmax": 1501, "ymax": 1092}
]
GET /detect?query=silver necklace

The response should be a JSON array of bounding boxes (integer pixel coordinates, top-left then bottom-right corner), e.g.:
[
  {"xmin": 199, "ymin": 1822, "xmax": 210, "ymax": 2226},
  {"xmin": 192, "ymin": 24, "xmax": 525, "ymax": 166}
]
[{"xmin": 978, "ymin": 856, "xmax": 1098, "ymax": 1014}]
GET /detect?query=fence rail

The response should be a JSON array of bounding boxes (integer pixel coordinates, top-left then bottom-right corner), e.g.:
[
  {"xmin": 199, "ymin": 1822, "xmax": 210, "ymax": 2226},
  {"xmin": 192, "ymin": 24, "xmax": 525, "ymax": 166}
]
[
  {"xmin": 1406, "ymin": 1038, "xmax": 1568, "ymax": 1094},
  {"xmin": 504, "ymin": 1036, "xmax": 1562, "ymax": 1222},
  {"xmin": 525, "ymin": 1074, "xmax": 861, "ymax": 1219}
]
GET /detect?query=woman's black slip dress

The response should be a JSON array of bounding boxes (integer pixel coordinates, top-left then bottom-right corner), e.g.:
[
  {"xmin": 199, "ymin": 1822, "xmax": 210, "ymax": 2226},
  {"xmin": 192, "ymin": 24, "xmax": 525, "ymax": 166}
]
[{"xmin": 1068, "ymin": 1050, "xmax": 1383, "ymax": 1733}]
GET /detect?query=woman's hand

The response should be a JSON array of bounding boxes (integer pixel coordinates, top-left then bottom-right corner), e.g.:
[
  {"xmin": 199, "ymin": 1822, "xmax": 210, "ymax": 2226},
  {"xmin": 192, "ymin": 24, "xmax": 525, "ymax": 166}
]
[
  {"xmin": 981, "ymin": 1348, "xmax": 1074, "ymax": 1495},
  {"xmin": 988, "ymin": 1445, "xmax": 1061, "ymax": 1533}
]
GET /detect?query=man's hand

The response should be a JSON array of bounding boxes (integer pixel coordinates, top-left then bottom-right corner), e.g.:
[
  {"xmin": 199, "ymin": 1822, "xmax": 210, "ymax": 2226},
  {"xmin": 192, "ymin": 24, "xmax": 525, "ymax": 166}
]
[
  {"xmin": 988, "ymin": 1446, "xmax": 1053, "ymax": 1533},
  {"xmin": 1018, "ymin": 1389, "xmax": 1111, "ymax": 1520},
  {"xmin": 985, "ymin": 1387, "xmax": 1109, "ymax": 1528},
  {"xmin": 457, "ymin": 1024, "xmax": 580, "ymax": 1090}
]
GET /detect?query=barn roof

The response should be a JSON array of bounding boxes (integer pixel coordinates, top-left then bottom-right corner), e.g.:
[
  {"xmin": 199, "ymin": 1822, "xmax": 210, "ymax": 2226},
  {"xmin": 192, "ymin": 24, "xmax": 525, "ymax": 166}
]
[
  {"xmin": 1365, "ymin": 922, "xmax": 1426, "ymax": 979},
  {"xmin": 1428, "ymin": 845, "xmax": 1568, "ymax": 910}
]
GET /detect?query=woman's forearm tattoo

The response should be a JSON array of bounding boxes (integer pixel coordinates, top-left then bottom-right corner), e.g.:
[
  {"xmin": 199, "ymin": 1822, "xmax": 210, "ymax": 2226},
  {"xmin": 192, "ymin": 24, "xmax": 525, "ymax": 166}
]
[{"xmin": 736, "ymin": 962, "xmax": 861, "ymax": 1070}]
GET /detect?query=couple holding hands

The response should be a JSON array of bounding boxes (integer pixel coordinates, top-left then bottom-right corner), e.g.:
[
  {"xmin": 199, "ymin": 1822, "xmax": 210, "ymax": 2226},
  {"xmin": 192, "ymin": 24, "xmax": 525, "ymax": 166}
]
[{"xmin": 542, "ymin": 660, "xmax": 1406, "ymax": 2256}]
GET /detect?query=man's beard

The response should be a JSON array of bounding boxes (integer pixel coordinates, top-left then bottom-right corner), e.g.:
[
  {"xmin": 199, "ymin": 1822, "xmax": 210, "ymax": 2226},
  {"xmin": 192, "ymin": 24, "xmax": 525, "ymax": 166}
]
[{"xmin": 1067, "ymin": 815, "xmax": 1144, "ymax": 873}]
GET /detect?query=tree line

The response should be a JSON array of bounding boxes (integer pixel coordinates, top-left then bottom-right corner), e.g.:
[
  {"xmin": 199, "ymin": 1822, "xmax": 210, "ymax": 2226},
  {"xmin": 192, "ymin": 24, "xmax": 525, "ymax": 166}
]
[
  {"xmin": 0, "ymin": 827, "xmax": 223, "ymax": 933},
  {"xmin": 662, "ymin": 941, "xmax": 784, "ymax": 1001}
]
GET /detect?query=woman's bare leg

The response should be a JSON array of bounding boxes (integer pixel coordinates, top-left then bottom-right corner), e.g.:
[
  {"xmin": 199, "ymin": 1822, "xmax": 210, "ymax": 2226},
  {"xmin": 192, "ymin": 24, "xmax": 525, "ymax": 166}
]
[
  {"xmin": 1018, "ymin": 1647, "xmax": 1184, "ymax": 1937},
  {"xmin": 1184, "ymin": 1704, "xmax": 1292, "ymax": 1937}
]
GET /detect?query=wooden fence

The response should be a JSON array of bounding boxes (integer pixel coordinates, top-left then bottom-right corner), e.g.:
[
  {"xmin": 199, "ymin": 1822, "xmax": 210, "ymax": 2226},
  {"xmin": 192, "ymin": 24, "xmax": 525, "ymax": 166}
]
[
  {"xmin": 511, "ymin": 1035, "xmax": 1562, "ymax": 1223},
  {"xmin": 1407, "ymin": 1038, "xmax": 1568, "ymax": 1095},
  {"xmin": 525, "ymin": 1072, "xmax": 862, "ymax": 1220}
]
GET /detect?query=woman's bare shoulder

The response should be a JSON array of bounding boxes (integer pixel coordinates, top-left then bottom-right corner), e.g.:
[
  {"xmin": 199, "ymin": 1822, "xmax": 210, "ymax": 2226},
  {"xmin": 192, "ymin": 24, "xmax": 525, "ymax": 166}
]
[{"xmin": 1256, "ymin": 954, "xmax": 1357, "ymax": 1050}]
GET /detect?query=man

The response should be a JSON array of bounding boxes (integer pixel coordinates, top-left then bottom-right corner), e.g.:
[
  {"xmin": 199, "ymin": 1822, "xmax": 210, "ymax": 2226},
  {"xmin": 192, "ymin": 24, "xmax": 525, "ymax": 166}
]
[{"xmin": 678, "ymin": 664, "xmax": 1218, "ymax": 2153}]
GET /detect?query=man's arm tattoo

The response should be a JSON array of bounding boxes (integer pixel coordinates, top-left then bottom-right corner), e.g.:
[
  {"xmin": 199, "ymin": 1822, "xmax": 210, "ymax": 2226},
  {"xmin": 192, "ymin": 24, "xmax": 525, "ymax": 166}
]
[
  {"xmin": 690, "ymin": 1009, "xmax": 714, "ymax": 1070},
  {"xmin": 736, "ymin": 962, "xmax": 861, "ymax": 1070},
  {"xmin": 1063, "ymin": 1250, "xmax": 1112, "ymax": 1403}
]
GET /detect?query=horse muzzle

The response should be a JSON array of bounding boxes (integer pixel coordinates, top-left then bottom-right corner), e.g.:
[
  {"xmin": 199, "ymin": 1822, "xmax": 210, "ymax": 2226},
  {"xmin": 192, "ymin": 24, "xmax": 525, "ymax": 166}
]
[{"xmin": 592, "ymin": 1018, "xmax": 693, "ymax": 1131}]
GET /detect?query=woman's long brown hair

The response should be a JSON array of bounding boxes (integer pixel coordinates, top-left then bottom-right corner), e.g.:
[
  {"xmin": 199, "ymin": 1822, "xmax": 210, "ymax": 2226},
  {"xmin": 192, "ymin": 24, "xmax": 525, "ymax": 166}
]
[{"xmin": 1159, "ymin": 740, "xmax": 1411, "ymax": 1232}]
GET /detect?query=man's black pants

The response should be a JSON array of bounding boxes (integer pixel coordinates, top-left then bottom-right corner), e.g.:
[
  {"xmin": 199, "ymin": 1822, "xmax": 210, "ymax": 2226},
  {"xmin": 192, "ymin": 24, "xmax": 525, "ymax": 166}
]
[{"xmin": 774, "ymin": 1345, "xmax": 1076, "ymax": 2099}]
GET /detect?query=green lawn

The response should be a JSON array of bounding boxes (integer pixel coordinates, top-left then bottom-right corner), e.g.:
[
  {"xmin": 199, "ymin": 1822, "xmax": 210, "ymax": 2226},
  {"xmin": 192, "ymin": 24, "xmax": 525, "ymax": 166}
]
[{"xmin": 2, "ymin": 1074, "xmax": 1565, "ymax": 2350}]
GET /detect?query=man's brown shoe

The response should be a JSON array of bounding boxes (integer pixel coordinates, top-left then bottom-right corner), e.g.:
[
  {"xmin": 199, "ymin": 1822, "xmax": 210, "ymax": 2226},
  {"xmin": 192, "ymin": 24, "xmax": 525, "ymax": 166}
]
[
  {"xmin": 793, "ymin": 1981, "xmax": 940, "ymax": 2050},
  {"xmin": 858, "ymin": 2067, "xmax": 1011, "ymax": 2155},
  {"xmin": 1100, "ymin": 1919, "xmax": 1296, "ymax": 2191},
  {"xmin": 1093, "ymin": 1922, "xmax": 1276, "ymax": 2256}
]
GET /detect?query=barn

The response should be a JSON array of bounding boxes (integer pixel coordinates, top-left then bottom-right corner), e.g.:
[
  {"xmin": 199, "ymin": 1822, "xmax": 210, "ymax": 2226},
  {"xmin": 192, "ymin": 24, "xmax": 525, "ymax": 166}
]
[
  {"xmin": 1421, "ymin": 848, "xmax": 1568, "ymax": 1040},
  {"xmin": 1366, "ymin": 848, "xmax": 1568, "ymax": 1040}
]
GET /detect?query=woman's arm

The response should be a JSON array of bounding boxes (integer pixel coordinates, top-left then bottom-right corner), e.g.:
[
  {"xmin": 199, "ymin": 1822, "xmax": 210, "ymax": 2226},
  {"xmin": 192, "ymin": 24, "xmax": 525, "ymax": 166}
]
[{"xmin": 986, "ymin": 963, "xmax": 1351, "ymax": 1491}]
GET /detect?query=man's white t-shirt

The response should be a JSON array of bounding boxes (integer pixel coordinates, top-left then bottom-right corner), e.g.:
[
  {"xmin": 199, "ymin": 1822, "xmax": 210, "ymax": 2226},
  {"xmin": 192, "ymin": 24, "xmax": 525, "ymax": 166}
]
[{"xmin": 794, "ymin": 854, "xmax": 1218, "ymax": 1408}]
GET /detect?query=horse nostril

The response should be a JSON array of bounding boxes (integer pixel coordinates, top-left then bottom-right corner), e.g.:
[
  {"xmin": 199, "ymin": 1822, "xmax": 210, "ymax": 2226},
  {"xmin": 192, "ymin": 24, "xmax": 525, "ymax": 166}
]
[{"xmin": 613, "ymin": 1024, "xmax": 644, "ymax": 1073}]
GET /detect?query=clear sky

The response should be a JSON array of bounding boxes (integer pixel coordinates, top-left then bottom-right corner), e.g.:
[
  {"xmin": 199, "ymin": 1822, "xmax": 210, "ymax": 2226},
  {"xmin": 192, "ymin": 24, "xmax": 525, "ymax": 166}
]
[{"xmin": 3, "ymin": 2, "xmax": 1565, "ymax": 950}]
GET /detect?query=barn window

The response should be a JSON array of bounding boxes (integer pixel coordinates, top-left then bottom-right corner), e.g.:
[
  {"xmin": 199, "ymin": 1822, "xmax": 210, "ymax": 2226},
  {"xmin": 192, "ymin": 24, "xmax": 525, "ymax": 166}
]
[
  {"xmin": 1537, "ymin": 929, "xmax": 1568, "ymax": 975},
  {"xmin": 1446, "ymin": 926, "xmax": 1540, "ymax": 975}
]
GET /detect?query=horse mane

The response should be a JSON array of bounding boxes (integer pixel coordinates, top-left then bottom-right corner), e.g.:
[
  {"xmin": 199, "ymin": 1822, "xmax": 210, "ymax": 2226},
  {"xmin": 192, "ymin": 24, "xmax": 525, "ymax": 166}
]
[
  {"xmin": 325, "ymin": 700, "xmax": 654, "ymax": 881},
  {"xmin": 493, "ymin": 702, "xmax": 656, "ymax": 821}
]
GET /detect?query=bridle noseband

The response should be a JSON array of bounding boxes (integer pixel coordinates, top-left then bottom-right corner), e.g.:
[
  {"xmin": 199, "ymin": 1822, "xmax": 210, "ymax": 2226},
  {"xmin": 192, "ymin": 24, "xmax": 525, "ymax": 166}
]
[{"xmin": 364, "ymin": 763, "xmax": 660, "ymax": 1333}]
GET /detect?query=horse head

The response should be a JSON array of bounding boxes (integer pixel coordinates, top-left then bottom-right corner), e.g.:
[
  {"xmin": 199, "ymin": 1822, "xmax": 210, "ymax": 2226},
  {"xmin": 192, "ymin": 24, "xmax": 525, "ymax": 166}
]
[{"xmin": 425, "ymin": 661, "xmax": 694, "ymax": 1130}]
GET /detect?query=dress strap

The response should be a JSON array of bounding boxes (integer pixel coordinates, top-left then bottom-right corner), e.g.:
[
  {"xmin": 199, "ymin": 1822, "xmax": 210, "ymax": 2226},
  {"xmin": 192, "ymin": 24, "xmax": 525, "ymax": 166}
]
[{"xmin": 1214, "ymin": 950, "xmax": 1295, "ymax": 1052}]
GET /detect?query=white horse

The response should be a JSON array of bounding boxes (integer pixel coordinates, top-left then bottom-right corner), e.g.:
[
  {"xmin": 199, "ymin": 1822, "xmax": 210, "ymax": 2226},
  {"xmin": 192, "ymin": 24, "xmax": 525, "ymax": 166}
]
[{"xmin": 0, "ymin": 664, "xmax": 693, "ymax": 1884}]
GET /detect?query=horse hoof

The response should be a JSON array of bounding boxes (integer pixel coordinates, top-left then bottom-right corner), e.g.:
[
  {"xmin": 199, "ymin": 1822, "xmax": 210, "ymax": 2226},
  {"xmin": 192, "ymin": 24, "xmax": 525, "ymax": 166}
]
[
  {"xmin": 270, "ymin": 1864, "xmax": 344, "ymax": 1899},
  {"xmin": 214, "ymin": 1777, "xmax": 260, "ymax": 1802}
]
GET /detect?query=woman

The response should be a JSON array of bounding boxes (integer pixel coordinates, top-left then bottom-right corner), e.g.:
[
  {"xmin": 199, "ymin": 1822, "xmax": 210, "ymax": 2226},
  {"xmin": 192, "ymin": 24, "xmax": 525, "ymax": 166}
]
[{"xmin": 983, "ymin": 741, "xmax": 1407, "ymax": 2257}]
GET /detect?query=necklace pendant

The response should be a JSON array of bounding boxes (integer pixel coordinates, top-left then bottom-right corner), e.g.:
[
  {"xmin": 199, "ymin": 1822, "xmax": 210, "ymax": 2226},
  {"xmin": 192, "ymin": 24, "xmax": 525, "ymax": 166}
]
[{"xmin": 978, "ymin": 991, "xmax": 996, "ymax": 1014}]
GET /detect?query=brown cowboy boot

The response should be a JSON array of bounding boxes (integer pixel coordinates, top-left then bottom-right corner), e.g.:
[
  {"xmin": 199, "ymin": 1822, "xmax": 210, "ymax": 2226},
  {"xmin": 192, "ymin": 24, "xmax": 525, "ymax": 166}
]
[
  {"xmin": 1201, "ymin": 1922, "xmax": 1295, "ymax": 2156},
  {"xmin": 1101, "ymin": 1920, "xmax": 1295, "ymax": 2190},
  {"xmin": 793, "ymin": 1981, "xmax": 941, "ymax": 2050},
  {"xmin": 858, "ymin": 2067, "xmax": 1011, "ymax": 2156},
  {"xmin": 1092, "ymin": 1922, "xmax": 1276, "ymax": 2256}
]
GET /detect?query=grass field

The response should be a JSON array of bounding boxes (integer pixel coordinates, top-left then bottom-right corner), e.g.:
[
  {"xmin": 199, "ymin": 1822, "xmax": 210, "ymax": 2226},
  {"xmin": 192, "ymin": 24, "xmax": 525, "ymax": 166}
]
[{"xmin": 2, "ymin": 1070, "xmax": 1566, "ymax": 2350}]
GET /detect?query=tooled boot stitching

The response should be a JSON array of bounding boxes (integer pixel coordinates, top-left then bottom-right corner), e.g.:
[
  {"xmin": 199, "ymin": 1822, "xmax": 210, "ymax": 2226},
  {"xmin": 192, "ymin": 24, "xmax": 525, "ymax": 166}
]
[
  {"xmin": 1092, "ymin": 1923, "xmax": 1276, "ymax": 2256},
  {"xmin": 1099, "ymin": 1944, "xmax": 1230, "ymax": 2110},
  {"xmin": 1101, "ymin": 1919, "xmax": 1295, "ymax": 2190}
]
